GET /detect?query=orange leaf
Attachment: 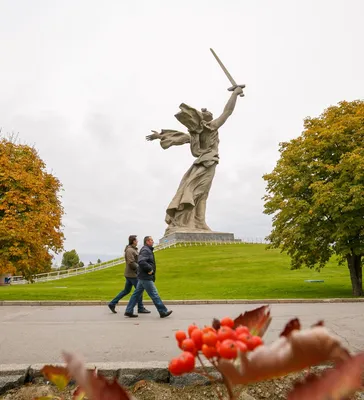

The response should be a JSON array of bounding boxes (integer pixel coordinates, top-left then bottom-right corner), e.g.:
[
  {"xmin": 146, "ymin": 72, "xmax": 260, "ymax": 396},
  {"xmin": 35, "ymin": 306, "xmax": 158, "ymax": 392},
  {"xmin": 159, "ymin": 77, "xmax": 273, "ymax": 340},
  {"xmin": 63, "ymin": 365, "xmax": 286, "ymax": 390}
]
[
  {"xmin": 89, "ymin": 374, "xmax": 131, "ymax": 400},
  {"xmin": 218, "ymin": 326, "xmax": 350, "ymax": 385},
  {"xmin": 63, "ymin": 352, "xmax": 89, "ymax": 394},
  {"xmin": 280, "ymin": 318, "xmax": 301, "ymax": 337},
  {"xmin": 233, "ymin": 305, "xmax": 271, "ymax": 337},
  {"xmin": 72, "ymin": 368, "xmax": 97, "ymax": 399},
  {"xmin": 287, "ymin": 352, "xmax": 364, "ymax": 399},
  {"xmin": 40, "ymin": 365, "xmax": 70, "ymax": 390},
  {"xmin": 63, "ymin": 351, "xmax": 132, "ymax": 400},
  {"xmin": 73, "ymin": 385, "xmax": 86, "ymax": 400},
  {"xmin": 311, "ymin": 320, "xmax": 324, "ymax": 328},
  {"xmin": 34, "ymin": 397, "xmax": 62, "ymax": 400}
]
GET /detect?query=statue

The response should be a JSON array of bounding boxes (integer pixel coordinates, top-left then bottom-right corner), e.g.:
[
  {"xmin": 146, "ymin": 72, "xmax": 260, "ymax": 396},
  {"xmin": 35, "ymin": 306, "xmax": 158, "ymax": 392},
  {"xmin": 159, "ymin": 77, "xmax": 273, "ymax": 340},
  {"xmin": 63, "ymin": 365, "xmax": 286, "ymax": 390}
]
[{"xmin": 147, "ymin": 49, "xmax": 245, "ymax": 236}]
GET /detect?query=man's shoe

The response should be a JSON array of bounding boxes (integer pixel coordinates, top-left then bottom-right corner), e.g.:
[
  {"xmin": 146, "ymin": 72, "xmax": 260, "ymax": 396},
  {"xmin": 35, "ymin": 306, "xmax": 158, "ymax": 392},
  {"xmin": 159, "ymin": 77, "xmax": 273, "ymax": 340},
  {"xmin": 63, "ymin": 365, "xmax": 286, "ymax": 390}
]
[
  {"xmin": 138, "ymin": 308, "xmax": 151, "ymax": 314},
  {"xmin": 124, "ymin": 312, "xmax": 138, "ymax": 318},
  {"xmin": 160, "ymin": 310, "xmax": 173, "ymax": 318},
  {"xmin": 108, "ymin": 304, "xmax": 117, "ymax": 314}
]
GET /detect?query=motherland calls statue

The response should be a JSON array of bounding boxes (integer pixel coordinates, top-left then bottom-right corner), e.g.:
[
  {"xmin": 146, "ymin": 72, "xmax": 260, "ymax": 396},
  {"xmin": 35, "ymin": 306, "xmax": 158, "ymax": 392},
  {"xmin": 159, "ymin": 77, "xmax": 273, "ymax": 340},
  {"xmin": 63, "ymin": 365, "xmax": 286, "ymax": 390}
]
[{"xmin": 147, "ymin": 49, "xmax": 245, "ymax": 237}]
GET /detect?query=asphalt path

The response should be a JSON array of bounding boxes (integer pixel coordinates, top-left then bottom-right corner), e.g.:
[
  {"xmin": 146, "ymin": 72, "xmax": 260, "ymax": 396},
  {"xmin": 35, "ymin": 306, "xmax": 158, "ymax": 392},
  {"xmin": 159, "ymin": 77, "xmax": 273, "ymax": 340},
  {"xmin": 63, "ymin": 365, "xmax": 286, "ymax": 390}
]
[{"xmin": 1, "ymin": 303, "xmax": 363, "ymax": 365}]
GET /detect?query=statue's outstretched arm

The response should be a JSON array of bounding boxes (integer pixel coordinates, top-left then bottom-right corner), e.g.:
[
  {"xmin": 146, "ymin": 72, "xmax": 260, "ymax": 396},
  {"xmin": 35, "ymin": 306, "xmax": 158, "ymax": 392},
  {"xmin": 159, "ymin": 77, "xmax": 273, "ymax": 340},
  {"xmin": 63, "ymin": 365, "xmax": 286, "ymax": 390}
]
[
  {"xmin": 146, "ymin": 131, "xmax": 163, "ymax": 141},
  {"xmin": 209, "ymin": 86, "xmax": 243, "ymax": 131},
  {"xmin": 146, "ymin": 130, "xmax": 190, "ymax": 149}
]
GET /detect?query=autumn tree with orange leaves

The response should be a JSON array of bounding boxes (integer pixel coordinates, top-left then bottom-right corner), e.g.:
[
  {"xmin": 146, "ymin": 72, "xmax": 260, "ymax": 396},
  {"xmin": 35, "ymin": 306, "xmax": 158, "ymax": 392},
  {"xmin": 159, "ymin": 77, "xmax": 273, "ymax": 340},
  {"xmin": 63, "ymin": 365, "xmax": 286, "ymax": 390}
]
[{"xmin": 0, "ymin": 137, "xmax": 64, "ymax": 279}]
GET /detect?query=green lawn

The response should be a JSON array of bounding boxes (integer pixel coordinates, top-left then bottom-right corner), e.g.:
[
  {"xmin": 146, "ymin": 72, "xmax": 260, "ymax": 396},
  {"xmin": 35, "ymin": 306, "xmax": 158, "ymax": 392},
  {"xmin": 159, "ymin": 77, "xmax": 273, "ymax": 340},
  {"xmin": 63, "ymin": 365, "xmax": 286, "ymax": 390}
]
[{"xmin": 0, "ymin": 244, "xmax": 355, "ymax": 301}]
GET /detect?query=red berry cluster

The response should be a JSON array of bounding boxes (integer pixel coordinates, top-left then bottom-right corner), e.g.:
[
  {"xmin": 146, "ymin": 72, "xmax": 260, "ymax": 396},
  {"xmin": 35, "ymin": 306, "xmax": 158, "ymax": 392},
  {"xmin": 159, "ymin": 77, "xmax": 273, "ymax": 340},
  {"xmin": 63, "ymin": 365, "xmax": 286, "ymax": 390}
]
[{"xmin": 168, "ymin": 317, "xmax": 263, "ymax": 376}]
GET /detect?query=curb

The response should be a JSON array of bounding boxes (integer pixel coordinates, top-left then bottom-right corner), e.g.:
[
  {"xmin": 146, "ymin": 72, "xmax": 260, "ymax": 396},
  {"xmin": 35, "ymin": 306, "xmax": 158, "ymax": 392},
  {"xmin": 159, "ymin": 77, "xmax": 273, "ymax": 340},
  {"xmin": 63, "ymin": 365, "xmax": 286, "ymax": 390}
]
[
  {"xmin": 0, "ymin": 361, "xmax": 329, "ymax": 374},
  {"xmin": 1, "ymin": 298, "xmax": 364, "ymax": 306},
  {"xmin": 0, "ymin": 361, "xmax": 169, "ymax": 376},
  {"xmin": 0, "ymin": 362, "xmax": 221, "ymax": 394}
]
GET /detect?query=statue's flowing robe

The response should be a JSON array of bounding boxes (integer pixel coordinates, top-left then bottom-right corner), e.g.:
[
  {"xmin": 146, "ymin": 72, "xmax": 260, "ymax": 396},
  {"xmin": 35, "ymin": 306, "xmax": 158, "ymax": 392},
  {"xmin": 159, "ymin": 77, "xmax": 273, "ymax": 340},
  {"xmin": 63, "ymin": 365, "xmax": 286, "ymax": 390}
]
[{"xmin": 159, "ymin": 103, "xmax": 220, "ymax": 235}]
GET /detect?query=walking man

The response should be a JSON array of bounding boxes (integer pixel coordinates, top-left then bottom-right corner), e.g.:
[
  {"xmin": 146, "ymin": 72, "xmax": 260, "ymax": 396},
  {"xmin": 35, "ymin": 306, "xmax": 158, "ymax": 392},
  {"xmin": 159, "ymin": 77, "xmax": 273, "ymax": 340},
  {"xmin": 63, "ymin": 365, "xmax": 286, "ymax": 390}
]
[
  {"xmin": 124, "ymin": 236, "xmax": 172, "ymax": 318},
  {"xmin": 108, "ymin": 235, "xmax": 150, "ymax": 314}
]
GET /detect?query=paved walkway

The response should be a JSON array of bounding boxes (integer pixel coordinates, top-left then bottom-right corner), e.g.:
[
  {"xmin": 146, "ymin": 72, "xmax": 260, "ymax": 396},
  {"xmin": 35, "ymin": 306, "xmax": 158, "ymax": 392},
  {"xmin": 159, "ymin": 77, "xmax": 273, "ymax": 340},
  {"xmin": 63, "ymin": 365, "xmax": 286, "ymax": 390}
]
[{"xmin": 0, "ymin": 303, "xmax": 363, "ymax": 365}]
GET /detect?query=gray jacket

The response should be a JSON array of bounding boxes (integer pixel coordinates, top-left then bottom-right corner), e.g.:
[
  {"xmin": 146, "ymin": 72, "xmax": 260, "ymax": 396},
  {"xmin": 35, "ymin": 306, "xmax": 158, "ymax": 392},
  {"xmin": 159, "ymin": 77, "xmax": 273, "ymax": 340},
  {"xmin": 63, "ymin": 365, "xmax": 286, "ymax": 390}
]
[{"xmin": 124, "ymin": 245, "xmax": 138, "ymax": 278}]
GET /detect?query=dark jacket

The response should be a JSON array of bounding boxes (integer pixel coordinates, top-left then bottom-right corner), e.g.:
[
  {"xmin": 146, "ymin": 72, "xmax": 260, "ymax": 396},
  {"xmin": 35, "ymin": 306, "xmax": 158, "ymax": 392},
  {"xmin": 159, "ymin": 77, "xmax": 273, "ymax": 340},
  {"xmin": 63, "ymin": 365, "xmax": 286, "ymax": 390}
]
[
  {"xmin": 124, "ymin": 245, "xmax": 138, "ymax": 278},
  {"xmin": 137, "ymin": 245, "xmax": 156, "ymax": 281}
]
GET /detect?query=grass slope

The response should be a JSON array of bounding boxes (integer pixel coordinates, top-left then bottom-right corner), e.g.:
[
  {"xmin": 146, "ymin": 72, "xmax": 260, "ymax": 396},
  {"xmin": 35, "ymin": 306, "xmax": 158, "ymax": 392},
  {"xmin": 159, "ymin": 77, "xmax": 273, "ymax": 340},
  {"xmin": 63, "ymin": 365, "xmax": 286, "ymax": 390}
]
[{"xmin": 0, "ymin": 244, "xmax": 354, "ymax": 301}]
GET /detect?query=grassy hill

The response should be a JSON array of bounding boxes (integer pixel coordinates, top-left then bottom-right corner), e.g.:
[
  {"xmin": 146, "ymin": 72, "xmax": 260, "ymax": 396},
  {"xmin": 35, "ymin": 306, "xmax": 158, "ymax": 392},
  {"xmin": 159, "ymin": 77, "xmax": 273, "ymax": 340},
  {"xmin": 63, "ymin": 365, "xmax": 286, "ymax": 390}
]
[{"xmin": 0, "ymin": 244, "xmax": 355, "ymax": 300}]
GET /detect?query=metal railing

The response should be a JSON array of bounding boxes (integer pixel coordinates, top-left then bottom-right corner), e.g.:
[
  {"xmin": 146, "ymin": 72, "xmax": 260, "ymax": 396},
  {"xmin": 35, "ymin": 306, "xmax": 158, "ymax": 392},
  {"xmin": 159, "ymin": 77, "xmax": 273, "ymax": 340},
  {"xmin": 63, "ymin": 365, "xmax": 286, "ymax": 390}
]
[
  {"xmin": 10, "ymin": 239, "xmax": 180, "ymax": 285},
  {"xmin": 10, "ymin": 259, "xmax": 123, "ymax": 285},
  {"xmin": 9, "ymin": 237, "xmax": 268, "ymax": 284}
]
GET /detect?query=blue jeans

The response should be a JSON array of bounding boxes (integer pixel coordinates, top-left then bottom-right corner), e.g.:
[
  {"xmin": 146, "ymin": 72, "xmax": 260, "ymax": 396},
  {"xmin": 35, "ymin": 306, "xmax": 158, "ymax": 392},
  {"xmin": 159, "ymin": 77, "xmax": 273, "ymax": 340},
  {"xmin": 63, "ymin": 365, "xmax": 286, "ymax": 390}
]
[
  {"xmin": 109, "ymin": 277, "xmax": 145, "ymax": 310},
  {"xmin": 125, "ymin": 280, "xmax": 168, "ymax": 315}
]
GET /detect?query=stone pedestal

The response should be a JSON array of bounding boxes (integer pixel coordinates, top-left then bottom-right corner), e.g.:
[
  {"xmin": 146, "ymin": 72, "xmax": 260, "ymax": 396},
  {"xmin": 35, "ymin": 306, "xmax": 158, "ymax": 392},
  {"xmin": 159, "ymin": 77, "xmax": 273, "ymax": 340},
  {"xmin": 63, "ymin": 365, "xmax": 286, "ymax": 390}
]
[{"xmin": 159, "ymin": 231, "xmax": 240, "ymax": 244}]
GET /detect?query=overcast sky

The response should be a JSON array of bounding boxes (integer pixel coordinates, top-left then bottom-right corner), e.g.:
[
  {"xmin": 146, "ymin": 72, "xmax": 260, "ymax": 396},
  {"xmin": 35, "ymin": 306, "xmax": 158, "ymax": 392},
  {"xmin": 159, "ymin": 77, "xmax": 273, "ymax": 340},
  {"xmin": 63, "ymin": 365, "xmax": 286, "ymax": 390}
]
[{"xmin": 0, "ymin": 0, "xmax": 363, "ymax": 263}]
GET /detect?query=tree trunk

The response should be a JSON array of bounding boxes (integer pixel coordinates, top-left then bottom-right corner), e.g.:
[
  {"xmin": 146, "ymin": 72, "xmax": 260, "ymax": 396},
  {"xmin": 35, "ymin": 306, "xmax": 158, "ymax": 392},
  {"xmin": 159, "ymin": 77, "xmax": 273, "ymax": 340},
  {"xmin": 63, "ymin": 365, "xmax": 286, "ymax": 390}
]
[{"xmin": 347, "ymin": 254, "xmax": 363, "ymax": 296}]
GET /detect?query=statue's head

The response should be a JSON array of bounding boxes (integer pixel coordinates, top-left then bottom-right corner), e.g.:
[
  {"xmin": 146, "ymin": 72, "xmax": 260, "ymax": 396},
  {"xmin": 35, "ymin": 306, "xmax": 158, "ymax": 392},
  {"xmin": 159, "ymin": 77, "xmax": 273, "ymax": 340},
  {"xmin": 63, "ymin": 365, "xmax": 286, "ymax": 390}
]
[{"xmin": 201, "ymin": 108, "xmax": 213, "ymax": 122}]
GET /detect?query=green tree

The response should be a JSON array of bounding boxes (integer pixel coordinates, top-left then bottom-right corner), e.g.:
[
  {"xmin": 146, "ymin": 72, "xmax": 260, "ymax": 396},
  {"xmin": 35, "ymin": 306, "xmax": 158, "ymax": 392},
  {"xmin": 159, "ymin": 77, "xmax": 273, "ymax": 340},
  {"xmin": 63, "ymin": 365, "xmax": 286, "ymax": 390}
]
[
  {"xmin": 263, "ymin": 100, "xmax": 364, "ymax": 296},
  {"xmin": 97, "ymin": 258, "xmax": 101, "ymax": 264},
  {"xmin": 79, "ymin": 261, "xmax": 85, "ymax": 268},
  {"xmin": 0, "ymin": 136, "xmax": 64, "ymax": 279},
  {"xmin": 61, "ymin": 250, "xmax": 80, "ymax": 269}
]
